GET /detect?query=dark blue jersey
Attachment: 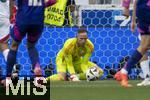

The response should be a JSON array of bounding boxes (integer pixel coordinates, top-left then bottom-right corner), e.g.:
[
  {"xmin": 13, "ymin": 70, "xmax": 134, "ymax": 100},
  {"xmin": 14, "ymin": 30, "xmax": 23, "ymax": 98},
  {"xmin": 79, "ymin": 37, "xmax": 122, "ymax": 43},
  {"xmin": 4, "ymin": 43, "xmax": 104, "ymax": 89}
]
[
  {"xmin": 15, "ymin": 0, "xmax": 45, "ymax": 25},
  {"xmin": 136, "ymin": 0, "xmax": 150, "ymax": 24}
]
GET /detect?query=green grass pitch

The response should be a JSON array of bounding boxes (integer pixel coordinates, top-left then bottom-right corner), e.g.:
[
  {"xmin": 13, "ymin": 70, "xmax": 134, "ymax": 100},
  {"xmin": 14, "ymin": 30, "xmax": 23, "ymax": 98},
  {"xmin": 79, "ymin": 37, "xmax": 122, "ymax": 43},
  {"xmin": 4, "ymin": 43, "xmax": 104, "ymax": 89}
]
[{"xmin": 50, "ymin": 80, "xmax": 150, "ymax": 100}]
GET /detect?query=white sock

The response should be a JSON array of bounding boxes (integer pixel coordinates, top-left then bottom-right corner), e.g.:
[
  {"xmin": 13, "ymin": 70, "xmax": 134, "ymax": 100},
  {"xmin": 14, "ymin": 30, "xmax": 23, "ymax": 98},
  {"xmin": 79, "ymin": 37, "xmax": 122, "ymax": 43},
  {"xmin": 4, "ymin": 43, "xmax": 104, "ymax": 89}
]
[
  {"xmin": 121, "ymin": 68, "xmax": 128, "ymax": 74},
  {"xmin": 140, "ymin": 60, "xmax": 150, "ymax": 79},
  {"xmin": 2, "ymin": 49, "xmax": 9, "ymax": 61}
]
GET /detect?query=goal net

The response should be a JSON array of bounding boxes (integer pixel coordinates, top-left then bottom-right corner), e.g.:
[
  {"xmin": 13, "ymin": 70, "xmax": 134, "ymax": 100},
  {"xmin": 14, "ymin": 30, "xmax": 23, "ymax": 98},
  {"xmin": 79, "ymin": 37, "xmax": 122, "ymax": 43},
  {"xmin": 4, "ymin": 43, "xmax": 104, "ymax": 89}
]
[
  {"xmin": 0, "ymin": 5, "xmax": 142, "ymax": 80},
  {"xmin": 77, "ymin": 5, "xmax": 141, "ymax": 79}
]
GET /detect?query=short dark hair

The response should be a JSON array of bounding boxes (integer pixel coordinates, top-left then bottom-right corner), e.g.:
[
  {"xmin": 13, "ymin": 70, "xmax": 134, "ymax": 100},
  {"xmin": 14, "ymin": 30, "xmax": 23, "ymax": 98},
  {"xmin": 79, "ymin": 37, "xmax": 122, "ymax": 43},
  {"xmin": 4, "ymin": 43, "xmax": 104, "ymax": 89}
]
[{"xmin": 77, "ymin": 28, "xmax": 88, "ymax": 34}]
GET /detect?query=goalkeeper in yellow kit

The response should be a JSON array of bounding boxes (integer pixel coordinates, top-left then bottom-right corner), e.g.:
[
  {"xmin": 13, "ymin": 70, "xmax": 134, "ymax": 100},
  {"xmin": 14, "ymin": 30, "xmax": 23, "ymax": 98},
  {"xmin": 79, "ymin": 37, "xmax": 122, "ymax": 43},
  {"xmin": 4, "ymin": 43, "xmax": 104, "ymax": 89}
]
[{"xmin": 46, "ymin": 29, "xmax": 103, "ymax": 81}]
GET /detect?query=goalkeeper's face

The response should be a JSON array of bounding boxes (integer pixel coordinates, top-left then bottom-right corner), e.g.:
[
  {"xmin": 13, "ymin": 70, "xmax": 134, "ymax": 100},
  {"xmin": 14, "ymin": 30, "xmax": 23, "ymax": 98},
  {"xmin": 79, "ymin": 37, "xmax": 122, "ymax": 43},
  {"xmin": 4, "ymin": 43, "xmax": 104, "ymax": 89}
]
[{"xmin": 77, "ymin": 32, "xmax": 88, "ymax": 46}]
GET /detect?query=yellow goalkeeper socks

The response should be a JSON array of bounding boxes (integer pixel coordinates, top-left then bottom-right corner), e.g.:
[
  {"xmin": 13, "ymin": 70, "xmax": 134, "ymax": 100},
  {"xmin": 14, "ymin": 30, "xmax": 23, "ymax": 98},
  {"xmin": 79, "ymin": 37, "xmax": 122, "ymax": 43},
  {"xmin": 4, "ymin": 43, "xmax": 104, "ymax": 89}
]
[{"xmin": 46, "ymin": 74, "xmax": 65, "ymax": 81}]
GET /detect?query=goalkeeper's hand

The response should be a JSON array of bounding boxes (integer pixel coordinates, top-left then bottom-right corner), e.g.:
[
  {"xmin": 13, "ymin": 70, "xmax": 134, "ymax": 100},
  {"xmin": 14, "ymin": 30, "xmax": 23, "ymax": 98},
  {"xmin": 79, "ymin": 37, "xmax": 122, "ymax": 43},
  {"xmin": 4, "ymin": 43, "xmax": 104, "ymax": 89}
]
[{"xmin": 70, "ymin": 74, "xmax": 80, "ymax": 82}]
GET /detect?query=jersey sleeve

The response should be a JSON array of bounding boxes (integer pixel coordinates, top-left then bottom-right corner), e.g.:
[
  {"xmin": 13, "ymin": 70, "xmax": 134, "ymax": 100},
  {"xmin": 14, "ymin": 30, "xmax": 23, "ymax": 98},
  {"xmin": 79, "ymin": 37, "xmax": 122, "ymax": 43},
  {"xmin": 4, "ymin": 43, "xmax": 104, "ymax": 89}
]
[
  {"xmin": 64, "ymin": 54, "xmax": 75, "ymax": 74},
  {"xmin": 62, "ymin": 39, "xmax": 76, "ymax": 74}
]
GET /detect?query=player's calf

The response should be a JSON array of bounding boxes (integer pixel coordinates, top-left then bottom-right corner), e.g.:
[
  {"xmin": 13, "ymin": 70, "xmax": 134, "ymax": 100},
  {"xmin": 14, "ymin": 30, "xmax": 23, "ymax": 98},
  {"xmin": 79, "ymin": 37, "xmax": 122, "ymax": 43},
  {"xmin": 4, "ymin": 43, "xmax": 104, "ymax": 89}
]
[{"xmin": 114, "ymin": 71, "xmax": 121, "ymax": 81}]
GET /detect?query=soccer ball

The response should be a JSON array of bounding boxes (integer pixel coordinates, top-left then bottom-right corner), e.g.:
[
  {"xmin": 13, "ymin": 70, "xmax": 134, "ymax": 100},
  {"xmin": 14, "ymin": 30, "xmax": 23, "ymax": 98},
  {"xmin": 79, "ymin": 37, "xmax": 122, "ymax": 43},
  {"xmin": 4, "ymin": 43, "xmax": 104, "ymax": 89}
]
[{"xmin": 86, "ymin": 67, "xmax": 100, "ymax": 81}]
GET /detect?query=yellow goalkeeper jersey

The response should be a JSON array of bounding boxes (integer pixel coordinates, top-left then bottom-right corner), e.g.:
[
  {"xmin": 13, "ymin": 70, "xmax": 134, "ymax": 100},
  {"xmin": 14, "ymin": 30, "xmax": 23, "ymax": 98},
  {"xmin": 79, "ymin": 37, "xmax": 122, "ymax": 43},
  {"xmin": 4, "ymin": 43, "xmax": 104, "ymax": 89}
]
[{"xmin": 56, "ymin": 38, "xmax": 94, "ymax": 74}]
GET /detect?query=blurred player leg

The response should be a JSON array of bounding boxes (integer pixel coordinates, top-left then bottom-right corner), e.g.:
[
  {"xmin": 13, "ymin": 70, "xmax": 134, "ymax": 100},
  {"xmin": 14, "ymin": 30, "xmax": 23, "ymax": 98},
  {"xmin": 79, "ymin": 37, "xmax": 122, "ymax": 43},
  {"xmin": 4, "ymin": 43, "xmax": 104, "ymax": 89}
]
[
  {"xmin": 0, "ymin": 0, "xmax": 15, "ymax": 86},
  {"xmin": 137, "ymin": 51, "xmax": 150, "ymax": 86},
  {"xmin": 0, "ymin": 34, "xmax": 10, "ymax": 86},
  {"xmin": 0, "ymin": 38, "xmax": 9, "ymax": 61},
  {"xmin": 136, "ymin": 35, "xmax": 150, "ymax": 86},
  {"xmin": 6, "ymin": 40, "xmax": 19, "ymax": 77},
  {"xmin": 115, "ymin": 0, "xmax": 150, "ymax": 87},
  {"xmin": 0, "ymin": 16, "xmax": 10, "ymax": 62},
  {"xmin": 0, "ymin": 15, "xmax": 10, "ymax": 87},
  {"xmin": 1, "ymin": 40, "xmax": 18, "ymax": 87},
  {"xmin": 115, "ymin": 36, "xmax": 150, "ymax": 87},
  {"xmin": 27, "ymin": 25, "xmax": 44, "ymax": 76},
  {"xmin": 27, "ymin": 43, "xmax": 42, "ymax": 76},
  {"xmin": 6, "ymin": 22, "xmax": 25, "ymax": 83},
  {"xmin": 117, "ymin": 35, "xmax": 150, "ymax": 87}
]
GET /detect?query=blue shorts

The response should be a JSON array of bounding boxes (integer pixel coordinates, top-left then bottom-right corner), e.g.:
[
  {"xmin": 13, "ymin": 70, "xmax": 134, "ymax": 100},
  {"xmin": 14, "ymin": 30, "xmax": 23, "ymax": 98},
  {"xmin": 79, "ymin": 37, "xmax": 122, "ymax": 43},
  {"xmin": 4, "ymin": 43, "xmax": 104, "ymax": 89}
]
[
  {"xmin": 10, "ymin": 23, "xmax": 44, "ymax": 43},
  {"xmin": 137, "ymin": 22, "xmax": 150, "ymax": 35},
  {"xmin": 136, "ymin": 1, "xmax": 150, "ymax": 34}
]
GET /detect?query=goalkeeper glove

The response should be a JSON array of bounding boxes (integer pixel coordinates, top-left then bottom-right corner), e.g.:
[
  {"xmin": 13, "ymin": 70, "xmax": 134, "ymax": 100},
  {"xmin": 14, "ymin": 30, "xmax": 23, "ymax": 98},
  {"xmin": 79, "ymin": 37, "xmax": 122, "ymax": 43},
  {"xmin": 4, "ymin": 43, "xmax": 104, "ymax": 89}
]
[{"xmin": 70, "ymin": 74, "xmax": 80, "ymax": 82}]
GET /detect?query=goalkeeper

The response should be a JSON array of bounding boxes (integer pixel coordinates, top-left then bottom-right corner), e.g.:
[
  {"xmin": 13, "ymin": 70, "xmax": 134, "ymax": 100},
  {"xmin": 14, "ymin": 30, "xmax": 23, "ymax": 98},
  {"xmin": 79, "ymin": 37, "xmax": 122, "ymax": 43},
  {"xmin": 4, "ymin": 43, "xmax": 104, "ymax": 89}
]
[{"xmin": 46, "ymin": 29, "xmax": 103, "ymax": 81}]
